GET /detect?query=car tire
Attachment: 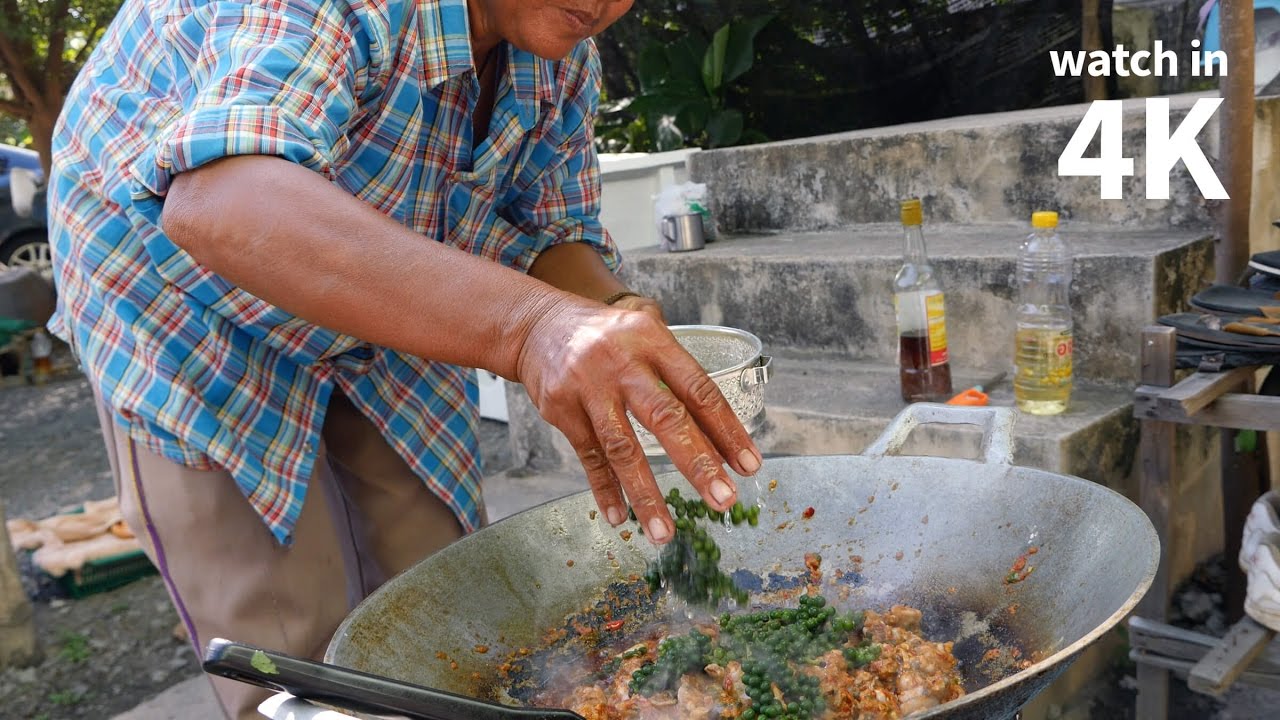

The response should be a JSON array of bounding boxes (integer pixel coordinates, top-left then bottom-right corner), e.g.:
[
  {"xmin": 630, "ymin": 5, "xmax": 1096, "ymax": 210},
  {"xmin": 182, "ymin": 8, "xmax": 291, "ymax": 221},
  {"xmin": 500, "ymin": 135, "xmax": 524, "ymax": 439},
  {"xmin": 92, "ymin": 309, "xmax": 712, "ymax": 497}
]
[{"xmin": 0, "ymin": 231, "xmax": 52, "ymax": 279}]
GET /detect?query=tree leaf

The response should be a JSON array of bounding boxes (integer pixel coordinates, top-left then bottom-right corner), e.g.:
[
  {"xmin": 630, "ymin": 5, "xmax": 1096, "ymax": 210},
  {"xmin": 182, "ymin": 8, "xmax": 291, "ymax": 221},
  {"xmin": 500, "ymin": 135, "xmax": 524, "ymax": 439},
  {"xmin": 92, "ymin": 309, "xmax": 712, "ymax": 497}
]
[
  {"xmin": 627, "ymin": 92, "xmax": 694, "ymax": 119},
  {"xmin": 705, "ymin": 108, "xmax": 744, "ymax": 148},
  {"xmin": 723, "ymin": 16, "xmax": 774, "ymax": 85},
  {"xmin": 665, "ymin": 35, "xmax": 708, "ymax": 97},
  {"xmin": 637, "ymin": 43, "xmax": 669, "ymax": 93},
  {"xmin": 676, "ymin": 99, "xmax": 711, "ymax": 136},
  {"xmin": 702, "ymin": 24, "xmax": 731, "ymax": 96}
]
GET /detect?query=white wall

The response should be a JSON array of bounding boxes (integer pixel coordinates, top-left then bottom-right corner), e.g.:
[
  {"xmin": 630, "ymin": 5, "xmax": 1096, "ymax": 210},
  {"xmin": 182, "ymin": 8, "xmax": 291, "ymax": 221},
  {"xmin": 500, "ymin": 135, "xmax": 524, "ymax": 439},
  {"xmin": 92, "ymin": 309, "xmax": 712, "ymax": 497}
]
[{"xmin": 598, "ymin": 148, "xmax": 700, "ymax": 253}]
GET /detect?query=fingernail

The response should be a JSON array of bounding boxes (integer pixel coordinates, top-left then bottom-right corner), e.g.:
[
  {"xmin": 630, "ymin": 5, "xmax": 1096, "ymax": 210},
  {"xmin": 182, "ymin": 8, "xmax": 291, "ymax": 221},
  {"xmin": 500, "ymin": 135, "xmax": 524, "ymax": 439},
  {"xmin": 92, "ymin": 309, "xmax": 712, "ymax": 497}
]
[
  {"xmin": 710, "ymin": 479, "xmax": 735, "ymax": 506},
  {"xmin": 606, "ymin": 506, "xmax": 624, "ymax": 526},
  {"xmin": 738, "ymin": 448, "xmax": 762, "ymax": 475},
  {"xmin": 647, "ymin": 517, "xmax": 671, "ymax": 543}
]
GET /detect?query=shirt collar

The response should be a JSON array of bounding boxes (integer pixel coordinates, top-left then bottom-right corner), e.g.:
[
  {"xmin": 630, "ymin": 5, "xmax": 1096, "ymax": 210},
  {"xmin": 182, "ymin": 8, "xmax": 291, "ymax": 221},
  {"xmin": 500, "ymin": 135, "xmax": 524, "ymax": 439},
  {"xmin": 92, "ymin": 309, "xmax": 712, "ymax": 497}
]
[
  {"xmin": 422, "ymin": 0, "xmax": 558, "ymax": 124},
  {"xmin": 505, "ymin": 44, "xmax": 558, "ymax": 126},
  {"xmin": 420, "ymin": 0, "xmax": 474, "ymax": 88}
]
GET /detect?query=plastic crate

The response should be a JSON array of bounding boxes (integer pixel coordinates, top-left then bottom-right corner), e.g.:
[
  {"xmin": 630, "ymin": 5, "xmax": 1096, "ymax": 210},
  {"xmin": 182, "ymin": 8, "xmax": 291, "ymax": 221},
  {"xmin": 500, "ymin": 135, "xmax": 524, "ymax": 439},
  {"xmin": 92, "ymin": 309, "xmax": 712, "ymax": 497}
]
[{"xmin": 55, "ymin": 549, "xmax": 158, "ymax": 599}]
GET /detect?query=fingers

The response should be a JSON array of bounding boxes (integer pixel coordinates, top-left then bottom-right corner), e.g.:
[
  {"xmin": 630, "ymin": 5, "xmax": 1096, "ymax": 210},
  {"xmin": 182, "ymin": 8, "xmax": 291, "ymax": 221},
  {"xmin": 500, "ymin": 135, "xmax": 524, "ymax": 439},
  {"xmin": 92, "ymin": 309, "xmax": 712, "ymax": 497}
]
[
  {"xmin": 583, "ymin": 397, "xmax": 673, "ymax": 545},
  {"xmin": 560, "ymin": 412, "xmax": 627, "ymax": 527},
  {"xmin": 623, "ymin": 367, "xmax": 739, "ymax": 515},
  {"xmin": 611, "ymin": 294, "xmax": 666, "ymax": 325},
  {"xmin": 655, "ymin": 347, "xmax": 763, "ymax": 479}
]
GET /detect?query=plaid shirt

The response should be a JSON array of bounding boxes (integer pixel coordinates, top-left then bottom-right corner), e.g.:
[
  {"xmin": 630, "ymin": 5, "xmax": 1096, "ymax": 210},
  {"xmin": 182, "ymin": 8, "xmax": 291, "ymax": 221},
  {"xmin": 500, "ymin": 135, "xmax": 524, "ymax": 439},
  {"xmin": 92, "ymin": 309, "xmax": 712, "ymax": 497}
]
[{"xmin": 48, "ymin": 0, "xmax": 618, "ymax": 545}]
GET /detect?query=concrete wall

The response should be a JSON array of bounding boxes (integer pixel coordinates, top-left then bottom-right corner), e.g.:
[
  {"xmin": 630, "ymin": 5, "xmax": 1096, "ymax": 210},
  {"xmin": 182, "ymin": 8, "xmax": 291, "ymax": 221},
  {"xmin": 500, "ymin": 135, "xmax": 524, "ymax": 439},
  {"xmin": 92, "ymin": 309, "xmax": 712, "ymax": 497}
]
[{"xmin": 690, "ymin": 94, "xmax": 1218, "ymax": 233}]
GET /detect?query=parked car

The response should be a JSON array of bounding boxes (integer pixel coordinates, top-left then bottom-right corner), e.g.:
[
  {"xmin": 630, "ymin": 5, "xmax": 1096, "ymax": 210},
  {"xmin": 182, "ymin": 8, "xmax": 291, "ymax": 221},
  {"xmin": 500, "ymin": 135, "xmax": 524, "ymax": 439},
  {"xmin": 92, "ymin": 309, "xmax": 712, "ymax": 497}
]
[{"xmin": 0, "ymin": 144, "xmax": 49, "ymax": 280}]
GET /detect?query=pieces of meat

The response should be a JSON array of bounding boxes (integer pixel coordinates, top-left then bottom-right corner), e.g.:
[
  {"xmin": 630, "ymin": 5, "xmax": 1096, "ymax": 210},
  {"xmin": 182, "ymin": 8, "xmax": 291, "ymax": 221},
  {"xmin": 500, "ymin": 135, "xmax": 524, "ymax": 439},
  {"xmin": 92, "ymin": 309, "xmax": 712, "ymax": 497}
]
[
  {"xmin": 567, "ymin": 686, "xmax": 611, "ymax": 720},
  {"xmin": 676, "ymin": 673, "xmax": 719, "ymax": 720},
  {"xmin": 559, "ymin": 605, "xmax": 963, "ymax": 720}
]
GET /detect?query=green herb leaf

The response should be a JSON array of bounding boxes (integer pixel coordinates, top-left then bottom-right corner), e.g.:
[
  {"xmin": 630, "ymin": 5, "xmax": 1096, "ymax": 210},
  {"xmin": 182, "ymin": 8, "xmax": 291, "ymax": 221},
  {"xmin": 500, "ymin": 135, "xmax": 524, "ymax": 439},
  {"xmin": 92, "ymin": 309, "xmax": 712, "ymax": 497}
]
[{"xmin": 250, "ymin": 650, "xmax": 279, "ymax": 675}]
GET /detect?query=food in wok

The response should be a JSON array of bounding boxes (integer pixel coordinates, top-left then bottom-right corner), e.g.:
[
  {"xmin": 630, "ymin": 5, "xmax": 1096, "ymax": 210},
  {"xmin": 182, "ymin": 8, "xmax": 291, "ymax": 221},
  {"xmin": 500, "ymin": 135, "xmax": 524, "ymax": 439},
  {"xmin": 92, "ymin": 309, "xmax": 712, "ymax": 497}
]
[
  {"xmin": 506, "ymin": 491, "xmax": 969, "ymax": 720},
  {"xmin": 529, "ymin": 597, "xmax": 964, "ymax": 720}
]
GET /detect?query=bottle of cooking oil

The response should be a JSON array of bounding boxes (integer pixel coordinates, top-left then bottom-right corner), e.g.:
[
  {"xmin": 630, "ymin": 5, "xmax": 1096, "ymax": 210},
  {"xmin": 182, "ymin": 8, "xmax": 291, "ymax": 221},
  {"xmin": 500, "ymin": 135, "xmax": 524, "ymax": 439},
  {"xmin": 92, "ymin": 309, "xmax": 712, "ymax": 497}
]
[
  {"xmin": 1014, "ymin": 211, "xmax": 1073, "ymax": 414},
  {"xmin": 894, "ymin": 198, "xmax": 952, "ymax": 402}
]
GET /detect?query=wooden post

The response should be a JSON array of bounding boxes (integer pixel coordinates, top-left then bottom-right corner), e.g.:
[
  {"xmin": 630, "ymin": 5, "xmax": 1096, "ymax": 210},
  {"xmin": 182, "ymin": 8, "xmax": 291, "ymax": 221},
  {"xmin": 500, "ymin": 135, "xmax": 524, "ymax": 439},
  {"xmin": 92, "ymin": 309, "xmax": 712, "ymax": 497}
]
[
  {"xmin": 0, "ymin": 498, "xmax": 38, "ymax": 667},
  {"xmin": 1082, "ymin": 0, "xmax": 1107, "ymax": 101},
  {"xmin": 1137, "ymin": 325, "xmax": 1178, "ymax": 719},
  {"xmin": 1217, "ymin": 0, "xmax": 1255, "ymax": 284}
]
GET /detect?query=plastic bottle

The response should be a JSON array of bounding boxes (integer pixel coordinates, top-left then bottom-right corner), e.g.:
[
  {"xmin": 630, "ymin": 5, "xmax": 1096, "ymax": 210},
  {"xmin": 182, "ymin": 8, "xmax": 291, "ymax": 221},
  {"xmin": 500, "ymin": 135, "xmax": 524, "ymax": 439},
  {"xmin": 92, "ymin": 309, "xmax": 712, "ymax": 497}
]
[
  {"xmin": 1014, "ymin": 211, "xmax": 1073, "ymax": 414},
  {"xmin": 894, "ymin": 198, "xmax": 952, "ymax": 402},
  {"xmin": 31, "ymin": 329, "xmax": 52, "ymax": 385}
]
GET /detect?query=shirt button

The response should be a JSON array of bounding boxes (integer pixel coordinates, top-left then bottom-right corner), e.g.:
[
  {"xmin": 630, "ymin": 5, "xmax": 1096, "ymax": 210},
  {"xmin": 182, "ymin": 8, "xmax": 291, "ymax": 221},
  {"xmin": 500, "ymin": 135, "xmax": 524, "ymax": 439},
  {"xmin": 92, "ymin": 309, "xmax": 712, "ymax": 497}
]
[{"xmin": 304, "ymin": 443, "xmax": 314, "ymax": 454}]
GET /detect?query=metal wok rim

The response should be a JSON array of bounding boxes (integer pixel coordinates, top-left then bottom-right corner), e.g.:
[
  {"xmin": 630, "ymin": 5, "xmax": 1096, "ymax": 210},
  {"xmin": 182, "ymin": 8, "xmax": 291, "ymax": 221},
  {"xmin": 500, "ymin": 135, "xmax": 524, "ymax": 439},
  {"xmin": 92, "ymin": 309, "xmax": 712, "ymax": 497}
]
[{"xmin": 328, "ymin": 454, "xmax": 1160, "ymax": 717}]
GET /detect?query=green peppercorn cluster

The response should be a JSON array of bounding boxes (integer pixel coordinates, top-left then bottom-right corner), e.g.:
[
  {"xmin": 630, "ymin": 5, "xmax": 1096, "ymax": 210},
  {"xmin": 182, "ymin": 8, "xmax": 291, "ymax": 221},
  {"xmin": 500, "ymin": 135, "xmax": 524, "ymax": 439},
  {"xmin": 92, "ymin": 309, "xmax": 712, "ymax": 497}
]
[
  {"xmin": 639, "ymin": 488, "xmax": 760, "ymax": 608},
  {"xmin": 626, "ymin": 594, "xmax": 884, "ymax": 720},
  {"xmin": 628, "ymin": 628, "xmax": 712, "ymax": 695}
]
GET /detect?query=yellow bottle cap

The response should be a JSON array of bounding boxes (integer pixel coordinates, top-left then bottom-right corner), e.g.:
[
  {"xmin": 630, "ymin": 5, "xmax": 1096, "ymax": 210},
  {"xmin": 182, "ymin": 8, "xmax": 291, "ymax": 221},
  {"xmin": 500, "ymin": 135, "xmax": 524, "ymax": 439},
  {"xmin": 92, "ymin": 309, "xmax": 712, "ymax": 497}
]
[
  {"xmin": 900, "ymin": 199, "xmax": 923, "ymax": 226},
  {"xmin": 1031, "ymin": 211, "xmax": 1059, "ymax": 229}
]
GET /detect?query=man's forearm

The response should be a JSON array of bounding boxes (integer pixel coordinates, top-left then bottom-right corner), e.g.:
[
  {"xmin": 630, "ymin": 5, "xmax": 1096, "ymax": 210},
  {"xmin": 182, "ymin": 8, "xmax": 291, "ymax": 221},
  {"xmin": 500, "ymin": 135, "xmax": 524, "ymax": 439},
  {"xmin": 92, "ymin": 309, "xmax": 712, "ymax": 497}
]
[
  {"xmin": 161, "ymin": 155, "xmax": 566, "ymax": 380},
  {"xmin": 528, "ymin": 241, "xmax": 628, "ymax": 302}
]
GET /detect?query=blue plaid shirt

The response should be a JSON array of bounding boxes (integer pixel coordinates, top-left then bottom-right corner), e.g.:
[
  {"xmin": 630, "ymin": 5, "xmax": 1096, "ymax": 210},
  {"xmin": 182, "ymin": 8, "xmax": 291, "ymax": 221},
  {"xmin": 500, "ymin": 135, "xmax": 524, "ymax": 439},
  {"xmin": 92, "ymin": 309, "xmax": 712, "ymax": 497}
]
[{"xmin": 48, "ymin": 0, "xmax": 618, "ymax": 544}]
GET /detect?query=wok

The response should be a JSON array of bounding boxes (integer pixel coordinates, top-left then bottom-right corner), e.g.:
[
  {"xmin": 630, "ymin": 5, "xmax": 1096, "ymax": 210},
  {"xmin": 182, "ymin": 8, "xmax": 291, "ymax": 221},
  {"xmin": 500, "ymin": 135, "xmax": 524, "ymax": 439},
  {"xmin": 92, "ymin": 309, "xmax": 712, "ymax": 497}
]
[{"xmin": 324, "ymin": 404, "xmax": 1159, "ymax": 719}]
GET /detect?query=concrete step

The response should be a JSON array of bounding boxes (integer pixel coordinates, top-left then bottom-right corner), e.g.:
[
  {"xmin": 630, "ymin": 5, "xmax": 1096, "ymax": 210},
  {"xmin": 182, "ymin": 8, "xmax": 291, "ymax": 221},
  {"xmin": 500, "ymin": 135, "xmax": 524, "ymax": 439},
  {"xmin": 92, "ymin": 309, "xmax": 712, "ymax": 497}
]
[
  {"xmin": 754, "ymin": 353, "xmax": 1138, "ymax": 493},
  {"xmin": 692, "ymin": 92, "xmax": 1221, "ymax": 233},
  {"xmin": 505, "ymin": 352, "xmax": 1146, "ymax": 496},
  {"xmin": 618, "ymin": 223, "xmax": 1212, "ymax": 384}
]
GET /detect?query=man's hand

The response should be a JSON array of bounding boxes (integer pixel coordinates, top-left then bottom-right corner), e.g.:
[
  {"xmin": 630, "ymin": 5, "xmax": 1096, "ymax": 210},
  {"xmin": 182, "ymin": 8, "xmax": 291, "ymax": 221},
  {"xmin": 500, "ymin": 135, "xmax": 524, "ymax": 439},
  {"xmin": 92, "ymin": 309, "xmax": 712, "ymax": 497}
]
[
  {"xmin": 515, "ymin": 298, "xmax": 762, "ymax": 545},
  {"xmin": 610, "ymin": 294, "xmax": 665, "ymax": 324}
]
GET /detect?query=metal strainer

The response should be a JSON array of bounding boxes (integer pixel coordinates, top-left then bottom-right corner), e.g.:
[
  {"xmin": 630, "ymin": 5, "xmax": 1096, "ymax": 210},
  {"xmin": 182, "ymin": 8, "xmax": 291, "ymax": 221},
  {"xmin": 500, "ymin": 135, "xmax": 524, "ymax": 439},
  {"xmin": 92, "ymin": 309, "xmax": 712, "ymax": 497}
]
[{"xmin": 631, "ymin": 325, "xmax": 772, "ymax": 456}]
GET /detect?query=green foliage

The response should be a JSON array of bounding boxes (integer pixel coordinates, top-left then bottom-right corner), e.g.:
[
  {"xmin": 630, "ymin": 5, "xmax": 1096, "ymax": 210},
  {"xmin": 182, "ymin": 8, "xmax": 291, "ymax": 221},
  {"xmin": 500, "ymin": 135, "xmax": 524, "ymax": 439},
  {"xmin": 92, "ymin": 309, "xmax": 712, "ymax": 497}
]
[
  {"xmin": 0, "ymin": 0, "xmax": 121, "ymax": 162},
  {"xmin": 597, "ymin": 16, "xmax": 772, "ymax": 152},
  {"xmin": 48, "ymin": 689, "xmax": 86, "ymax": 706},
  {"xmin": 58, "ymin": 630, "xmax": 91, "ymax": 663},
  {"xmin": 0, "ymin": 112, "xmax": 30, "ymax": 146},
  {"xmin": 595, "ymin": 0, "xmax": 1119, "ymax": 153}
]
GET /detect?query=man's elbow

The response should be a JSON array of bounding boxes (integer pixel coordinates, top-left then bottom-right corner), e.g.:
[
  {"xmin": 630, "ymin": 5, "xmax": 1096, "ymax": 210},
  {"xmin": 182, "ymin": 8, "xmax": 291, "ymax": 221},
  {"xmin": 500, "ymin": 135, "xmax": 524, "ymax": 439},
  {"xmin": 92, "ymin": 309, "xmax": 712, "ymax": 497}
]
[{"xmin": 161, "ymin": 168, "xmax": 219, "ymax": 260}]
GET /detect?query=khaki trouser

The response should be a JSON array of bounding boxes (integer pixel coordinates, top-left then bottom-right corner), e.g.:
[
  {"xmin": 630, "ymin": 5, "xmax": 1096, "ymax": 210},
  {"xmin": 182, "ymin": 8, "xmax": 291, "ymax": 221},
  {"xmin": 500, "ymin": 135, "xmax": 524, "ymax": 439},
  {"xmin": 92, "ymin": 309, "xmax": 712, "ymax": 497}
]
[{"xmin": 95, "ymin": 391, "xmax": 465, "ymax": 720}]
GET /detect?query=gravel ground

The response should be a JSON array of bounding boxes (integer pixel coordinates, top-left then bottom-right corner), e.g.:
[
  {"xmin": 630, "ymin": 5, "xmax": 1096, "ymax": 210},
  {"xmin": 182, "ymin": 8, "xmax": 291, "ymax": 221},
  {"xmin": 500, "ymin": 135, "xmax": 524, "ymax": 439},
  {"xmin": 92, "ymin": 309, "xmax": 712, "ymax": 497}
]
[{"xmin": 0, "ymin": 370, "xmax": 513, "ymax": 720}]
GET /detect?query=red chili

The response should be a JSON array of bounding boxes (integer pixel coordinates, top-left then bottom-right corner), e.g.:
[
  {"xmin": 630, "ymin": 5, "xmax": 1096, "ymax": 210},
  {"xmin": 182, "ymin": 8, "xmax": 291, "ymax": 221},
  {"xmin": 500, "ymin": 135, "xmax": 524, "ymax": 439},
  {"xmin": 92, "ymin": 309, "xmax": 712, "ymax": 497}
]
[
  {"xmin": 604, "ymin": 620, "xmax": 625, "ymax": 632},
  {"xmin": 802, "ymin": 507, "xmax": 815, "ymax": 519}
]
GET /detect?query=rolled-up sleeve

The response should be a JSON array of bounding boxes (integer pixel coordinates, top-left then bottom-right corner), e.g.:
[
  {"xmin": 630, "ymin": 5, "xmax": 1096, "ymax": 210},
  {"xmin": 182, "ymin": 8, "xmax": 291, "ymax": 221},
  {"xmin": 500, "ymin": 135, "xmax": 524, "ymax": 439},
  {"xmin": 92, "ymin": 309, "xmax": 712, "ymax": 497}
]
[
  {"xmin": 127, "ymin": 0, "xmax": 375, "ymax": 365},
  {"xmin": 505, "ymin": 41, "xmax": 621, "ymax": 274}
]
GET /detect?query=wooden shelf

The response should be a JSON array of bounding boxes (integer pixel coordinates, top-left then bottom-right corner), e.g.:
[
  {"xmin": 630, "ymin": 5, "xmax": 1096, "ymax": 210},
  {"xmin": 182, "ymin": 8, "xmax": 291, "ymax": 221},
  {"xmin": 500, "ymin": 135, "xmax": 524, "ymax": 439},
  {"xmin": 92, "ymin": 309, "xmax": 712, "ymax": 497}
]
[{"xmin": 1132, "ymin": 325, "xmax": 1276, "ymax": 717}]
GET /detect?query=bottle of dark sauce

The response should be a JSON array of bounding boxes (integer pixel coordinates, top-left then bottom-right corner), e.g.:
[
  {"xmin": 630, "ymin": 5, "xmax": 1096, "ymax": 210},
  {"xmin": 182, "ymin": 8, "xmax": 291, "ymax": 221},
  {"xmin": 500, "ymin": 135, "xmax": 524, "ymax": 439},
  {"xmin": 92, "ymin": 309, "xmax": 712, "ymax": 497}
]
[{"xmin": 894, "ymin": 199, "xmax": 952, "ymax": 402}]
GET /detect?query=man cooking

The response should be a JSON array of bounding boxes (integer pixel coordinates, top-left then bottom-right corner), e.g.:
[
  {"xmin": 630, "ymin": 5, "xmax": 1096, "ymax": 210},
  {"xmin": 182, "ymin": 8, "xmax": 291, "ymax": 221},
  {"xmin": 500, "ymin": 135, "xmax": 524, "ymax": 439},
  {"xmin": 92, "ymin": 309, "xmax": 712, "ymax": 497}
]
[{"xmin": 46, "ymin": 0, "xmax": 763, "ymax": 716}]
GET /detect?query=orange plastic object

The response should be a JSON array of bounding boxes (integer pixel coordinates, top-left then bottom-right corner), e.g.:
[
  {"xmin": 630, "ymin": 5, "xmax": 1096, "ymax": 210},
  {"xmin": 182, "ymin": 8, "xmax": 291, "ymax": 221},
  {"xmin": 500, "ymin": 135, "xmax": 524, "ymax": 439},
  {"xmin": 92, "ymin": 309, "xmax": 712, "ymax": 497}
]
[{"xmin": 946, "ymin": 387, "xmax": 990, "ymax": 406}]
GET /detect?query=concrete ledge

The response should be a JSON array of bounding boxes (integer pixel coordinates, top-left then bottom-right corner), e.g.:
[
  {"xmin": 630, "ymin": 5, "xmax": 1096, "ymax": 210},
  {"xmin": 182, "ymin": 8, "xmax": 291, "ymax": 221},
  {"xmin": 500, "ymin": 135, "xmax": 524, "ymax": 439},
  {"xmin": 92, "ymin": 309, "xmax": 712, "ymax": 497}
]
[
  {"xmin": 691, "ymin": 92, "xmax": 1221, "ymax": 232},
  {"xmin": 619, "ymin": 224, "xmax": 1213, "ymax": 383}
]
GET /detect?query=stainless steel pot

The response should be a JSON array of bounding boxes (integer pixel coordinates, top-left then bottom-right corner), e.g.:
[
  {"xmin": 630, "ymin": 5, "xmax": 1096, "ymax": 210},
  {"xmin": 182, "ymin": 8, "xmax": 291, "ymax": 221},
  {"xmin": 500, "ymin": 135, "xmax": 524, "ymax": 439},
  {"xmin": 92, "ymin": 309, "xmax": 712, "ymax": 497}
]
[
  {"xmin": 325, "ymin": 404, "xmax": 1159, "ymax": 720},
  {"xmin": 633, "ymin": 324, "xmax": 772, "ymax": 456}
]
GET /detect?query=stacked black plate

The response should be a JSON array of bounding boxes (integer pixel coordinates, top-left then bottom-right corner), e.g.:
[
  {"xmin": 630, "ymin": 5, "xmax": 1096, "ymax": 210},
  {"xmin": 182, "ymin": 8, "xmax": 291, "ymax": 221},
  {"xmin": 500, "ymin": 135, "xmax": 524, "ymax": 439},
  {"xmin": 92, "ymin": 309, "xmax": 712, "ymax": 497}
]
[{"xmin": 1163, "ymin": 246, "xmax": 1280, "ymax": 369}]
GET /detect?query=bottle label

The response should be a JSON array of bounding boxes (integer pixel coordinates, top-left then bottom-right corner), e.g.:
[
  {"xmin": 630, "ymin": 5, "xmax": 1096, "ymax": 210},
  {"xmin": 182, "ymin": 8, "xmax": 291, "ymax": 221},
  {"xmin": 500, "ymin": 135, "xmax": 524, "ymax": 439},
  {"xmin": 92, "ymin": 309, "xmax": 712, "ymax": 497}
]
[
  {"xmin": 925, "ymin": 292, "xmax": 948, "ymax": 367},
  {"xmin": 1051, "ymin": 330, "xmax": 1074, "ymax": 379}
]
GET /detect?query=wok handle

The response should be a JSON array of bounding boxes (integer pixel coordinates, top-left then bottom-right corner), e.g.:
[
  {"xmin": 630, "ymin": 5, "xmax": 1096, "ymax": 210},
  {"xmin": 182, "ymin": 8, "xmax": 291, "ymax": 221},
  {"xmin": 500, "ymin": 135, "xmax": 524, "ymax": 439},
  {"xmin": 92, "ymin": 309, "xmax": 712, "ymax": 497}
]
[
  {"xmin": 202, "ymin": 638, "xmax": 585, "ymax": 720},
  {"xmin": 862, "ymin": 403, "xmax": 1017, "ymax": 465}
]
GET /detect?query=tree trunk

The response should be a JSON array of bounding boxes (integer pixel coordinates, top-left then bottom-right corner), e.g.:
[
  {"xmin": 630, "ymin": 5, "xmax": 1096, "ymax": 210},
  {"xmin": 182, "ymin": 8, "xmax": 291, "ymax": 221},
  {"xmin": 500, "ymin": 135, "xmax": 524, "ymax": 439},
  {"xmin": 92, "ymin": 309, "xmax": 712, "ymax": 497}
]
[
  {"xmin": 1081, "ymin": 0, "xmax": 1107, "ymax": 101},
  {"xmin": 1218, "ymin": 0, "xmax": 1255, "ymax": 284},
  {"xmin": 27, "ymin": 109, "xmax": 55, "ymax": 178},
  {"xmin": 0, "ymin": 498, "xmax": 39, "ymax": 668}
]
